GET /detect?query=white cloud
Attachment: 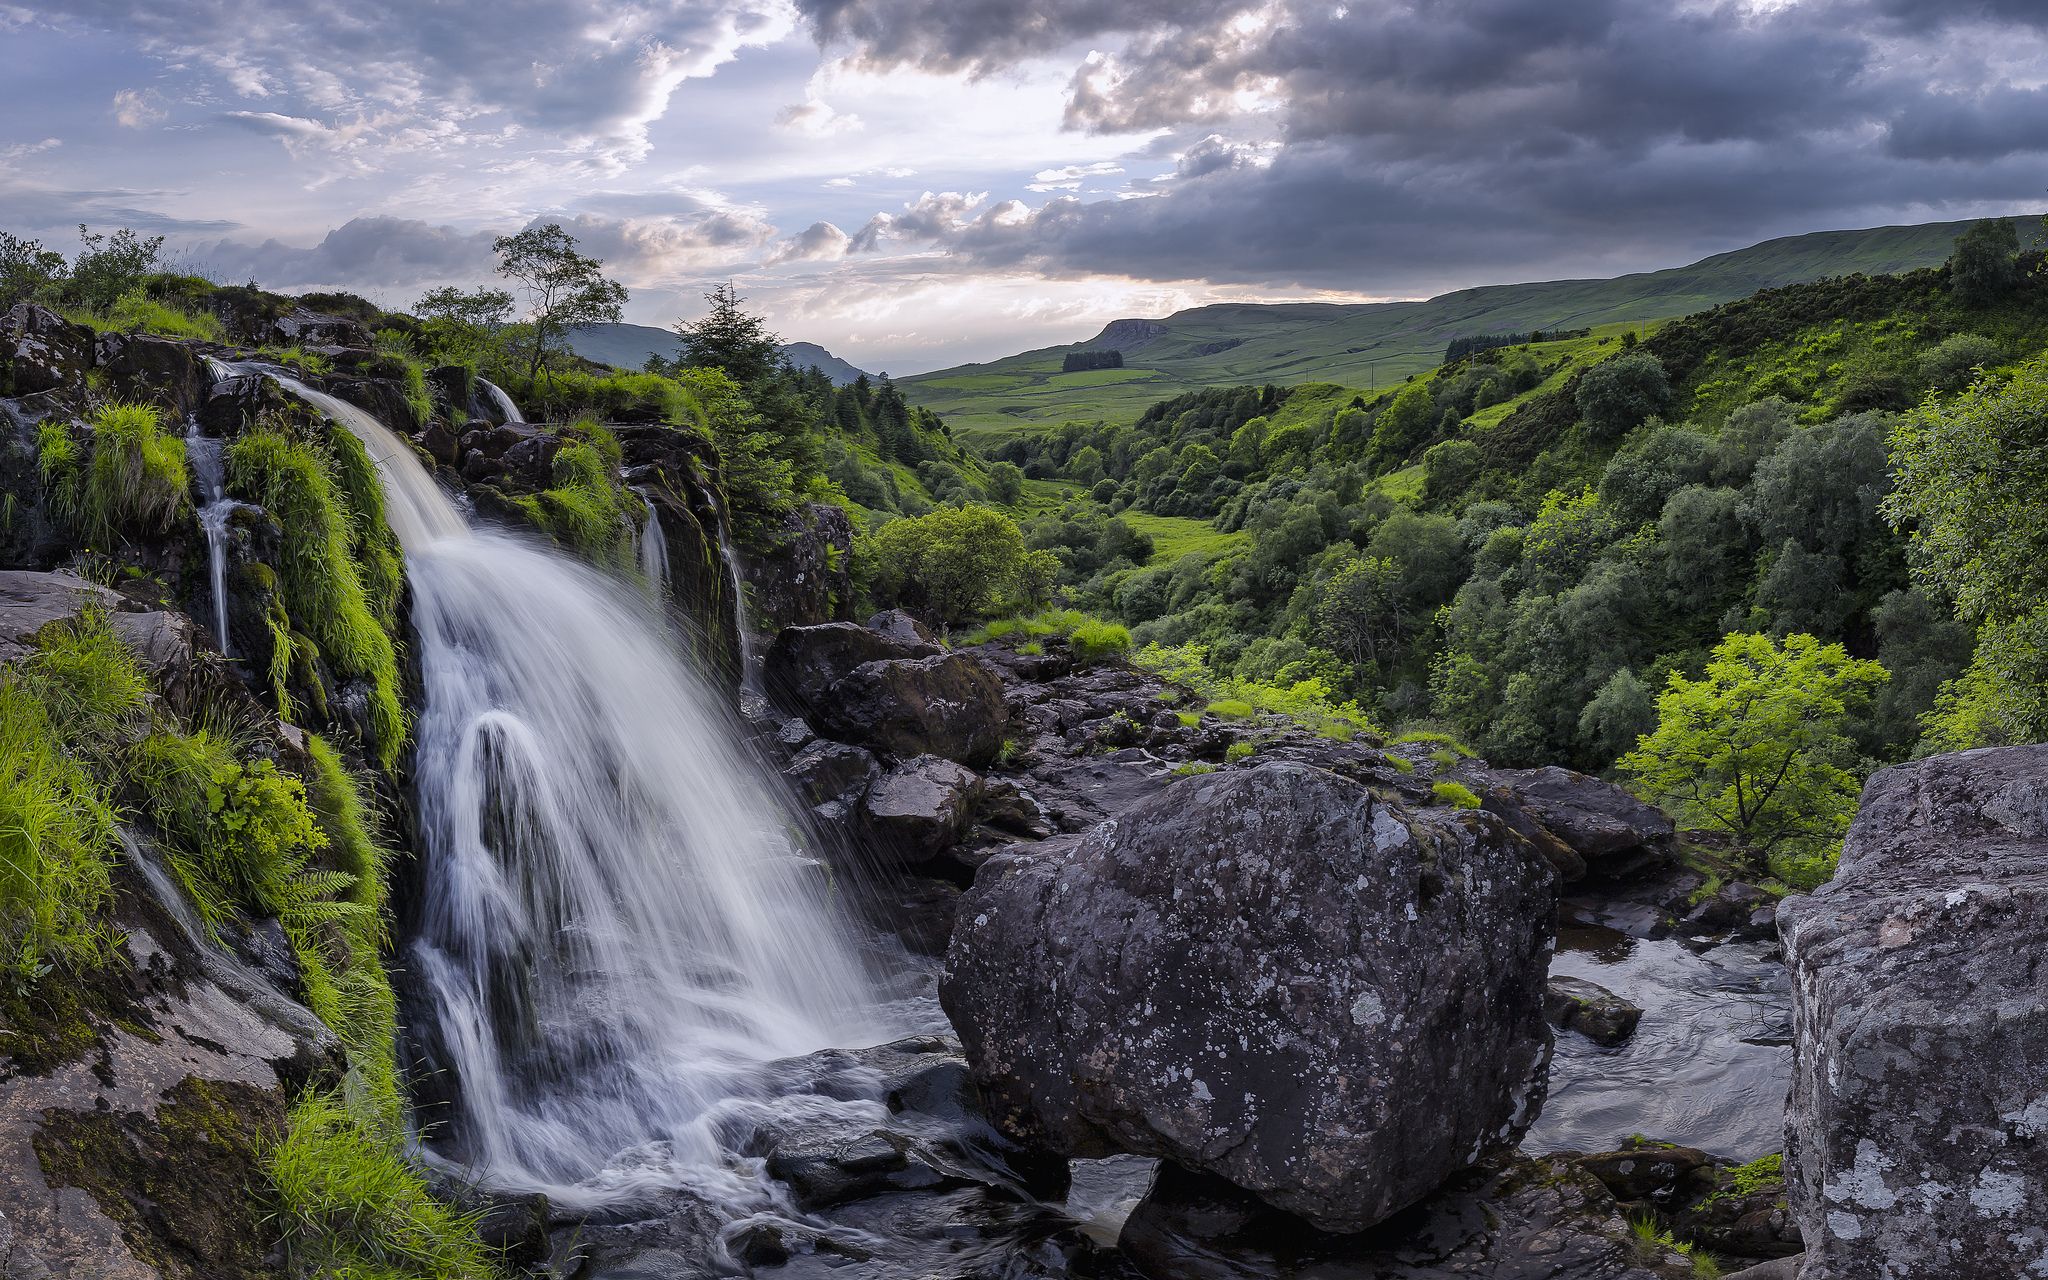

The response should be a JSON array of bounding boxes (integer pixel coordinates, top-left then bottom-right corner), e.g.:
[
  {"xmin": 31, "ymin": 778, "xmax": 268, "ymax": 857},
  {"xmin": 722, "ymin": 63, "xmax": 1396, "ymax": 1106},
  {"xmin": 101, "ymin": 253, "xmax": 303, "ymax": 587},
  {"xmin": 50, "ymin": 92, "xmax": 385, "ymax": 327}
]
[
  {"xmin": 111, "ymin": 88, "xmax": 167, "ymax": 128},
  {"xmin": 776, "ymin": 96, "xmax": 863, "ymax": 136},
  {"xmin": 1027, "ymin": 160, "xmax": 1124, "ymax": 191}
]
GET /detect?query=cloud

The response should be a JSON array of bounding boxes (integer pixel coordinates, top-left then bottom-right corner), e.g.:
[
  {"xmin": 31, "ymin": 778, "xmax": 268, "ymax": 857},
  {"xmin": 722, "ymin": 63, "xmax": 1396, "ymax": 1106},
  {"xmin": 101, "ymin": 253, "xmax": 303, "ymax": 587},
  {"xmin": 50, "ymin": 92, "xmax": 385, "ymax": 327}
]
[
  {"xmin": 51, "ymin": 1, "xmax": 797, "ymax": 171},
  {"xmin": 0, "ymin": 180, "xmax": 238, "ymax": 234},
  {"xmin": 776, "ymin": 97, "xmax": 863, "ymax": 136},
  {"xmin": 1027, "ymin": 160, "xmax": 1124, "ymax": 192},
  {"xmin": 851, "ymin": 190, "xmax": 988, "ymax": 252},
  {"xmin": 771, "ymin": 220, "xmax": 853, "ymax": 263},
  {"xmin": 111, "ymin": 88, "xmax": 166, "ymax": 128},
  {"xmin": 809, "ymin": 0, "xmax": 2048, "ymax": 291}
]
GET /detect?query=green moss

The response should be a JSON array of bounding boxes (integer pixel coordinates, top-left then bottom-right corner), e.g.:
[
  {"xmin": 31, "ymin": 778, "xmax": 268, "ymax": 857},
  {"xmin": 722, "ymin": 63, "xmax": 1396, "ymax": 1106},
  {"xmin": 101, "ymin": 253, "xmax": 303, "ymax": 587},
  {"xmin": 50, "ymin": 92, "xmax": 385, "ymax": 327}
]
[
  {"xmin": 1432, "ymin": 780, "xmax": 1483, "ymax": 809},
  {"xmin": 1385, "ymin": 753, "xmax": 1415, "ymax": 774},
  {"xmin": 1176, "ymin": 710, "xmax": 1201, "ymax": 728},
  {"xmin": 507, "ymin": 424, "xmax": 636, "ymax": 570},
  {"xmin": 1070, "ymin": 617, "xmax": 1133, "ymax": 662},
  {"xmin": 103, "ymin": 290, "xmax": 224, "ymax": 342},
  {"xmin": 226, "ymin": 429, "xmax": 406, "ymax": 767},
  {"xmin": 1172, "ymin": 761, "xmax": 1218, "ymax": 776},
  {"xmin": 35, "ymin": 1077, "xmax": 285, "ymax": 1279},
  {"xmin": 1205, "ymin": 698, "xmax": 1256, "ymax": 720},
  {"xmin": 1699, "ymin": 1153, "xmax": 1785, "ymax": 1209},
  {"xmin": 1225, "ymin": 741, "xmax": 1254, "ymax": 763}
]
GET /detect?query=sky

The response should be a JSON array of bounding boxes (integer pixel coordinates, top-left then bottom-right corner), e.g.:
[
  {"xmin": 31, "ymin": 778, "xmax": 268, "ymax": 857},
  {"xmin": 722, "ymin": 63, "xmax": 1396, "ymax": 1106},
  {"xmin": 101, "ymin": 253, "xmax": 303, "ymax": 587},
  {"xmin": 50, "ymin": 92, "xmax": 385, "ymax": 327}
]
[{"xmin": 2, "ymin": 1, "xmax": 2046, "ymax": 375}]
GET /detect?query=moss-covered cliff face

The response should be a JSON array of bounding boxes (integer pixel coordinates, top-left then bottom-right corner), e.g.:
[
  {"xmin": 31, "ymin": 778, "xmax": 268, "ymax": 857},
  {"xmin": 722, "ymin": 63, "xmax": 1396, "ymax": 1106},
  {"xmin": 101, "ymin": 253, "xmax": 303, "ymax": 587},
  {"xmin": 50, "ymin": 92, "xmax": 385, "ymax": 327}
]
[{"xmin": 0, "ymin": 284, "xmax": 794, "ymax": 1277}]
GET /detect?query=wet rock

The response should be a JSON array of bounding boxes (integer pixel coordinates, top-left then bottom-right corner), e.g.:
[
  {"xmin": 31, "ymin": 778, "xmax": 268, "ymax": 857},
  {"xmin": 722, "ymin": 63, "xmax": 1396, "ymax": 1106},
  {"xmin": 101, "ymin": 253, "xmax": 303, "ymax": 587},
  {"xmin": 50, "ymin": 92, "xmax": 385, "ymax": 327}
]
[
  {"xmin": 765, "ymin": 1127, "xmax": 970, "ymax": 1209},
  {"xmin": 868, "ymin": 607, "xmax": 938, "ymax": 647},
  {"xmin": 815, "ymin": 652, "xmax": 1010, "ymax": 767},
  {"xmin": 1677, "ymin": 881, "xmax": 1774, "ymax": 937},
  {"xmin": 549, "ymin": 1192, "xmax": 726, "ymax": 1280},
  {"xmin": 861, "ymin": 755, "xmax": 981, "ymax": 864},
  {"xmin": 1544, "ymin": 976, "xmax": 1644, "ymax": 1046},
  {"xmin": 1119, "ymin": 1156, "xmax": 1670, "ymax": 1280},
  {"xmin": 0, "ymin": 304, "xmax": 93, "ymax": 399},
  {"xmin": 763, "ymin": 621, "xmax": 936, "ymax": 717},
  {"xmin": 1780, "ymin": 744, "xmax": 2048, "ymax": 1279},
  {"xmin": 784, "ymin": 739, "xmax": 880, "ymax": 807},
  {"xmin": 945, "ymin": 763, "xmax": 1557, "ymax": 1233},
  {"xmin": 1577, "ymin": 1142, "xmax": 1716, "ymax": 1205},
  {"xmin": 1489, "ymin": 765, "xmax": 1676, "ymax": 880},
  {"xmin": 1726, "ymin": 1257, "xmax": 1802, "ymax": 1279},
  {"xmin": 95, "ymin": 332, "xmax": 209, "ymax": 416},
  {"xmin": 746, "ymin": 501, "xmax": 855, "ymax": 633}
]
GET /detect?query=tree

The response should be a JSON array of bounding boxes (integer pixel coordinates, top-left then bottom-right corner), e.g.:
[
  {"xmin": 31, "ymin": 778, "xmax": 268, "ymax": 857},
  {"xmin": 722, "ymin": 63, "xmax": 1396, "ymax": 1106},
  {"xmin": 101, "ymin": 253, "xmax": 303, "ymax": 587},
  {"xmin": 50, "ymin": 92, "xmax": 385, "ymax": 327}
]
[
  {"xmin": 859, "ymin": 506, "xmax": 1053, "ymax": 626},
  {"xmin": 985, "ymin": 461, "xmax": 1024, "ymax": 505},
  {"xmin": 67, "ymin": 225, "xmax": 164, "ymax": 313},
  {"xmin": 1369, "ymin": 380, "xmax": 1437, "ymax": 463},
  {"xmin": 492, "ymin": 224, "xmax": 628, "ymax": 384},
  {"xmin": 1885, "ymin": 355, "xmax": 2048, "ymax": 745},
  {"xmin": 1574, "ymin": 351, "xmax": 1669, "ymax": 439},
  {"xmin": 1947, "ymin": 217, "xmax": 2021, "ymax": 308},
  {"xmin": 673, "ymin": 283, "xmax": 782, "ymax": 388},
  {"xmin": 1315, "ymin": 556, "xmax": 1406, "ymax": 674},
  {"xmin": 1917, "ymin": 332, "xmax": 2004, "ymax": 392},
  {"xmin": 1620, "ymin": 632, "xmax": 1887, "ymax": 871},
  {"xmin": 412, "ymin": 285, "xmax": 514, "ymax": 369},
  {"xmin": 1422, "ymin": 439, "xmax": 1480, "ymax": 502},
  {"xmin": 674, "ymin": 367, "xmax": 793, "ymax": 538},
  {"xmin": 0, "ymin": 231, "xmax": 66, "ymax": 310}
]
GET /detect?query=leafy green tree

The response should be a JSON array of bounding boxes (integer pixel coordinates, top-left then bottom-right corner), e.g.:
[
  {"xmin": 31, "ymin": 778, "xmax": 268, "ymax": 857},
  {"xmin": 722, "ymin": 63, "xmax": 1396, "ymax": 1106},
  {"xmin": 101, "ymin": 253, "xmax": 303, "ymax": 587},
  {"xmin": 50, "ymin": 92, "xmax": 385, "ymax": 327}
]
[
  {"xmin": 1885, "ymin": 355, "xmax": 2048, "ymax": 745},
  {"xmin": 1948, "ymin": 217, "xmax": 2021, "ymax": 308},
  {"xmin": 859, "ymin": 506, "xmax": 1053, "ymax": 626},
  {"xmin": 985, "ymin": 461, "xmax": 1024, "ymax": 505},
  {"xmin": 675, "ymin": 367, "xmax": 792, "ymax": 539},
  {"xmin": 1369, "ymin": 380, "xmax": 1437, "ymax": 463},
  {"xmin": 1574, "ymin": 351, "xmax": 1670, "ymax": 439},
  {"xmin": 492, "ymin": 223, "xmax": 628, "ymax": 384},
  {"xmin": 67, "ymin": 225, "xmax": 165, "ymax": 313},
  {"xmin": 1422, "ymin": 439, "xmax": 1480, "ymax": 503},
  {"xmin": 673, "ymin": 282, "xmax": 782, "ymax": 388},
  {"xmin": 411, "ymin": 286, "xmax": 514, "ymax": 369},
  {"xmin": 1578, "ymin": 668, "xmax": 1655, "ymax": 762},
  {"xmin": 0, "ymin": 232, "xmax": 67, "ymax": 309},
  {"xmin": 1621, "ymin": 632, "xmax": 1887, "ymax": 870},
  {"xmin": 1315, "ymin": 556, "xmax": 1406, "ymax": 673}
]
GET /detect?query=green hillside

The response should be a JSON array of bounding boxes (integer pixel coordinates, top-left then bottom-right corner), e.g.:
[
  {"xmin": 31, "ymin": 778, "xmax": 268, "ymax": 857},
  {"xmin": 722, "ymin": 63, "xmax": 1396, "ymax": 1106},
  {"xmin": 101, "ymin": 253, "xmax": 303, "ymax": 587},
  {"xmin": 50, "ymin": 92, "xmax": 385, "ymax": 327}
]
[{"xmin": 906, "ymin": 218, "xmax": 2045, "ymax": 442}]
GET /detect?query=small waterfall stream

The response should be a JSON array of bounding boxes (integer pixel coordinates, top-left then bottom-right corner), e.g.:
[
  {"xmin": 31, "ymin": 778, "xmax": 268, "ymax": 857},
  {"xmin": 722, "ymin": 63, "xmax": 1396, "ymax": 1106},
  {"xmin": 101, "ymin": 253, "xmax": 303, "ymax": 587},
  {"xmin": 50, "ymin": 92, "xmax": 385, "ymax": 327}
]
[
  {"xmin": 637, "ymin": 494, "xmax": 670, "ymax": 600},
  {"xmin": 184, "ymin": 413, "xmax": 241, "ymax": 657},
  {"xmin": 477, "ymin": 377, "xmax": 524, "ymax": 424},
  {"xmin": 707, "ymin": 495, "xmax": 763, "ymax": 693},
  {"xmin": 215, "ymin": 361, "xmax": 893, "ymax": 1208}
]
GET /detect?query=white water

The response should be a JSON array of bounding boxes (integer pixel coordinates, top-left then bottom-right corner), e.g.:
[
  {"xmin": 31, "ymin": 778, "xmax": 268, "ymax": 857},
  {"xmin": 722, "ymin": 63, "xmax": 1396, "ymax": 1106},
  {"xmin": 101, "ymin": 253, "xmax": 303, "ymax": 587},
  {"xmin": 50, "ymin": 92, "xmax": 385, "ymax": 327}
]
[
  {"xmin": 478, "ymin": 377, "xmax": 524, "ymax": 424},
  {"xmin": 707, "ymin": 495, "xmax": 762, "ymax": 693},
  {"xmin": 230, "ymin": 363, "xmax": 890, "ymax": 1206},
  {"xmin": 637, "ymin": 495, "xmax": 670, "ymax": 600},
  {"xmin": 184, "ymin": 415, "xmax": 238, "ymax": 658}
]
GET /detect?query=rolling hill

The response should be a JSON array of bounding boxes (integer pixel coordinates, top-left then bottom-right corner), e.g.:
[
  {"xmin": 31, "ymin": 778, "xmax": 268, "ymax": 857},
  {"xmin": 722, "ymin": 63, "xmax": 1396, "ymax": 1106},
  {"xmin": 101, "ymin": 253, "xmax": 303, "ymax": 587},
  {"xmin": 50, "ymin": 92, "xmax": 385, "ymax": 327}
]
[
  {"xmin": 568, "ymin": 322, "xmax": 872, "ymax": 385},
  {"xmin": 904, "ymin": 216, "xmax": 2044, "ymax": 442}
]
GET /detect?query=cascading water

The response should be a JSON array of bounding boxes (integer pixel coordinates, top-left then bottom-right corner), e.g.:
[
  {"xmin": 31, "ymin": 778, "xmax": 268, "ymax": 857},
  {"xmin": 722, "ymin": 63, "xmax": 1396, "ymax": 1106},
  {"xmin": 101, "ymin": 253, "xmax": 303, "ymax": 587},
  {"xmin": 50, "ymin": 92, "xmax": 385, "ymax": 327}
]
[
  {"xmin": 477, "ymin": 377, "xmax": 524, "ymax": 424},
  {"xmin": 707, "ymin": 495, "xmax": 763, "ymax": 693},
  {"xmin": 637, "ymin": 494, "xmax": 670, "ymax": 600},
  {"xmin": 219, "ymin": 361, "xmax": 892, "ymax": 1207},
  {"xmin": 184, "ymin": 409, "xmax": 241, "ymax": 658}
]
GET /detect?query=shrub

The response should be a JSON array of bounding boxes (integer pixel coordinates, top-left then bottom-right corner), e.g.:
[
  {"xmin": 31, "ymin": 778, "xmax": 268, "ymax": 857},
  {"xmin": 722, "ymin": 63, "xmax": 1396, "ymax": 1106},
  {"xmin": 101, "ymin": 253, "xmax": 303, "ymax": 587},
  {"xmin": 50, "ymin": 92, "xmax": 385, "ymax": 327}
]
[
  {"xmin": 860, "ymin": 505, "xmax": 1055, "ymax": 627},
  {"xmin": 1432, "ymin": 780, "xmax": 1482, "ymax": 809},
  {"xmin": 1917, "ymin": 333, "xmax": 2005, "ymax": 393},
  {"xmin": 41, "ymin": 403, "xmax": 189, "ymax": 548},
  {"xmin": 1225, "ymin": 741, "xmax": 1254, "ymax": 763},
  {"xmin": 1069, "ymin": 618, "xmax": 1133, "ymax": 662},
  {"xmin": 511, "ymin": 426, "xmax": 635, "ymax": 569},
  {"xmin": 1575, "ymin": 351, "xmax": 1670, "ymax": 439}
]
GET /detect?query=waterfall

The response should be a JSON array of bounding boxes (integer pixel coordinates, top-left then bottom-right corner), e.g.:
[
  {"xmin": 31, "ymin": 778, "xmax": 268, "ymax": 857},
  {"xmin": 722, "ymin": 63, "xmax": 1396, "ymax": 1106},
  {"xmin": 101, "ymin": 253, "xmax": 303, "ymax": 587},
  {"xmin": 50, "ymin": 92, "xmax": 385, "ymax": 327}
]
[
  {"xmin": 477, "ymin": 377, "xmax": 524, "ymax": 424},
  {"xmin": 217, "ymin": 362, "xmax": 888, "ymax": 1207},
  {"xmin": 637, "ymin": 495, "xmax": 670, "ymax": 600},
  {"xmin": 707, "ymin": 496, "xmax": 762, "ymax": 694},
  {"xmin": 185, "ymin": 411, "xmax": 238, "ymax": 658}
]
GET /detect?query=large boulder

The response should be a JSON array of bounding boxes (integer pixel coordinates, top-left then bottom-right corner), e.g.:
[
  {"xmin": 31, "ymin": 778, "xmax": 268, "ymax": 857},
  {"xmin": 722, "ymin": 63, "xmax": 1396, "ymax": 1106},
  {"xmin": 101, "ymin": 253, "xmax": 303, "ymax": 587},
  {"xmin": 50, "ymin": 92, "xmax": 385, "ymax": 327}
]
[
  {"xmin": 1, "ymin": 304, "xmax": 94, "ymax": 398},
  {"xmin": 1490, "ymin": 765, "xmax": 1675, "ymax": 880},
  {"xmin": 746, "ymin": 501, "xmax": 854, "ymax": 632},
  {"xmin": 813, "ymin": 652, "xmax": 1009, "ymax": 767},
  {"xmin": 860, "ymin": 755, "xmax": 982, "ymax": 864},
  {"xmin": 943, "ymin": 763, "xmax": 1557, "ymax": 1233},
  {"xmin": 763, "ymin": 621, "xmax": 937, "ymax": 717},
  {"xmin": 1780, "ymin": 745, "xmax": 2048, "ymax": 1279},
  {"xmin": 94, "ymin": 332, "xmax": 210, "ymax": 417}
]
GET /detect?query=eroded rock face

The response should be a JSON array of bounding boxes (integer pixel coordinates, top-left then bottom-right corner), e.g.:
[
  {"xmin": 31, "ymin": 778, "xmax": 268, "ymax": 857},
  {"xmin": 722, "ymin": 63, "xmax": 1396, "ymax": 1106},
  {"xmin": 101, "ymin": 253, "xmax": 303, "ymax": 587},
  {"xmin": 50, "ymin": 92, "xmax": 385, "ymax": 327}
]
[
  {"xmin": 746, "ymin": 502, "xmax": 854, "ymax": 634},
  {"xmin": 813, "ymin": 652, "xmax": 1009, "ymax": 767},
  {"xmin": 943, "ymin": 763, "xmax": 1557, "ymax": 1233},
  {"xmin": 1780, "ymin": 745, "xmax": 2048, "ymax": 1280},
  {"xmin": 861, "ymin": 755, "xmax": 982, "ymax": 865},
  {"xmin": 2, "ymin": 304, "xmax": 94, "ymax": 399}
]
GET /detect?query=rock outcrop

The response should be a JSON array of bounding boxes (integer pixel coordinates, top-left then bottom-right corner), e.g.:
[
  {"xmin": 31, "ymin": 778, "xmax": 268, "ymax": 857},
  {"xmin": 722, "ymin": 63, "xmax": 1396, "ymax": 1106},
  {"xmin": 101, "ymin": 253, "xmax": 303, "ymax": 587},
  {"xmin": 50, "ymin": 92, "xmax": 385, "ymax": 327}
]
[
  {"xmin": 944, "ymin": 763, "xmax": 1557, "ymax": 1233},
  {"xmin": 1545, "ymin": 975, "xmax": 1644, "ymax": 1046},
  {"xmin": 1780, "ymin": 744, "xmax": 2048, "ymax": 1279},
  {"xmin": 813, "ymin": 652, "xmax": 1010, "ymax": 767},
  {"xmin": 1486, "ymin": 765, "xmax": 1676, "ymax": 881}
]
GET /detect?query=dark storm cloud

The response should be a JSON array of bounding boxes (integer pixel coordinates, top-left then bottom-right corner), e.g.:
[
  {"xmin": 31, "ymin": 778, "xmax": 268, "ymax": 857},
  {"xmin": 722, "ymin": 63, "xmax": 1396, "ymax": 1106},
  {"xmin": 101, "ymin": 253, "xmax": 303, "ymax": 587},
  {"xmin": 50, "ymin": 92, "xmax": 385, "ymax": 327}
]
[{"xmin": 803, "ymin": 0, "xmax": 2048, "ymax": 290}]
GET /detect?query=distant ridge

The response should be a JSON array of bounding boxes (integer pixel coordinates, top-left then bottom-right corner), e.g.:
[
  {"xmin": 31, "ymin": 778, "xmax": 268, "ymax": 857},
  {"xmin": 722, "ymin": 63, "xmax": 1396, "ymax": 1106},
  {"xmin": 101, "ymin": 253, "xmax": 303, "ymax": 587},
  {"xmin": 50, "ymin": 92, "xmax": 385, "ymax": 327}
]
[
  {"xmin": 568, "ymin": 323, "xmax": 873, "ymax": 386},
  {"xmin": 903, "ymin": 215, "xmax": 2047, "ymax": 439}
]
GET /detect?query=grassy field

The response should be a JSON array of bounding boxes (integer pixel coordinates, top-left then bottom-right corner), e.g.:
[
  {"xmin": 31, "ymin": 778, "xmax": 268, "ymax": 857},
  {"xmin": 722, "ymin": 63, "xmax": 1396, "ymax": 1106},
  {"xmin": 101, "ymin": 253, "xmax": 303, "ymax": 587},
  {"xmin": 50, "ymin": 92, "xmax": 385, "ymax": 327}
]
[
  {"xmin": 905, "ymin": 218, "xmax": 2036, "ymax": 442},
  {"xmin": 1120, "ymin": 511, "xmax": 1249, "ymax": 565}
]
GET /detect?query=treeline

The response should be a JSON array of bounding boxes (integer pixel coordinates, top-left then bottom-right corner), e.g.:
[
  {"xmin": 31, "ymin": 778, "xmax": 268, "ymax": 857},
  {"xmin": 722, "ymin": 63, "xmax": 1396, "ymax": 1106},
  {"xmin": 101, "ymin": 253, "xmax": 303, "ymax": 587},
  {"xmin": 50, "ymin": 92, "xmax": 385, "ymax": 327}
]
[{"xmin": 1442, "ymin": 328, "xmax": 1588, "ymax": 362}]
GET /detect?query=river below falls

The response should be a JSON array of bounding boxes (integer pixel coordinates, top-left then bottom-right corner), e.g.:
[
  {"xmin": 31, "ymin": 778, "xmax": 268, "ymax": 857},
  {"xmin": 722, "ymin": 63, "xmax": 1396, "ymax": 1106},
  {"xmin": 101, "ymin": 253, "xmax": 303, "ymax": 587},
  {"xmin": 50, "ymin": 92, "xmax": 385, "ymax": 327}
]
[{"xmin": 1522, "ymin": 903, "xmax": 1794, "ymax": 1160}]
